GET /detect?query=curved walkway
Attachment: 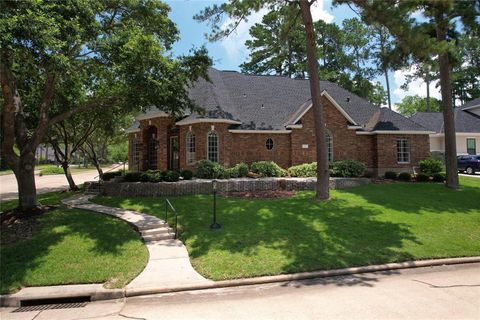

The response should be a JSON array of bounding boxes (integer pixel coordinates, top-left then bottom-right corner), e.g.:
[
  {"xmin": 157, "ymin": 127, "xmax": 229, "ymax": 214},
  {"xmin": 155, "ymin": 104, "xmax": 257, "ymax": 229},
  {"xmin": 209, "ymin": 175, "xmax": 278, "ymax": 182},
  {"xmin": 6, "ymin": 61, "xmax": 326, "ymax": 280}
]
[{"xmin": 62, "ymin": 195, "xmax": 211, "ymax": 290}]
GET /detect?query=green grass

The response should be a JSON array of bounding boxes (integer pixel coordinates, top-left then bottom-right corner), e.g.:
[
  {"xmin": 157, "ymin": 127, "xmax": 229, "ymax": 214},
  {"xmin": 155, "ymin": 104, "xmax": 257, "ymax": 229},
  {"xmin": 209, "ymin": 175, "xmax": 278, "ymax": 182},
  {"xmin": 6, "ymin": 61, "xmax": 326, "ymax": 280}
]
[
  {"xmin": 0, "ymin": 191, "xmax": 148, "ymax": 294},
  {"xmin": 93, "ymin": 176, "xmax": 480, "ymax": 281},
  {"xmin": 0, "ymin": 190, "xmax": 81, "ymax": 212}
]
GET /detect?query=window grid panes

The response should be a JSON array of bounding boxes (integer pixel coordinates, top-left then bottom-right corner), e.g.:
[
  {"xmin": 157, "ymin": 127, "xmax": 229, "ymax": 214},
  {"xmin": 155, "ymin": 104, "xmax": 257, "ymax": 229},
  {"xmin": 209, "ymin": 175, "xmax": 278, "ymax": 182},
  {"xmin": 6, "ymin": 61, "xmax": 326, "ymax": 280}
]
[
  {"xmin": 466, "ymin": 138, "xmax": 476, "ymax": 155},
  {"xmin": 326, "ymin": 132, "xmax": 333, "ymax": 162},
  {"xmin": 132, "ymin": 139, "xmax": 141, "ymax": 170},
  {"xmin": 266, "ymin": 138, "xmax": 274, "ymax": 150},
  {"xmin": 397, "ymin": 138, "xmax": 410, "ymax": 163},
  {"xmin": 207, "ymin": 131, "xmax": 219, "ymax": 163},
  {"xmin": 186, "ymin": 132, "xmax": 196, "ymax": 165}
]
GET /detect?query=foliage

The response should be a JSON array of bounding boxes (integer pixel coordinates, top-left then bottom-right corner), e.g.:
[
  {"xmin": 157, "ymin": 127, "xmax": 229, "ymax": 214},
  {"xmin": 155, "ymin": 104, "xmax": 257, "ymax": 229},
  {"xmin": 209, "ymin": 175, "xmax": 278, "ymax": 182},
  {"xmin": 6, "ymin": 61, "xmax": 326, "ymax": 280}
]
[
  {"xmin": 416, "ymin": 173, "xmax": 430, "ymax": 182},
  {"xmin": 124, "ymin": 171, "xmax": 142, "ymax": 182},
  {"xmin": 452, "ymin": 33, "xmax": 480, "ymax": 104},
  {"xmin": 102, "ymin": 171, "xmax": 123, "ymax": 181},
  {"xmin": 433, "ymin": 173, "xmax": 446, "ymax": 183},
  {"xmin": 195, "ymin": 160, "xmax": 228, "ymax": 179},
  {"xmin": 108, "ymin": 141, "xmax": 129, "ymax": 163},
  {"xmin": 0, "ymin": 0, "xmax": 212, "ymax": 210},
  {"xmin": 329, "ymin": 160, "xmax": 366, "ymax": 178},
  {"xmin": 384, "ymin": 171, "xmax": 398, "ymax": 180},
  {"xmin": 398, "ymin": 172, "xmax": 412, "ymax": 182},
  {"xmin": 419, "ymin": 158, "xmax": 444, "ymax": 176},
  {"xmin": 163, "ymin": 170, "xmax": 180, "ymax": 182},
  {"xmin": 93, "ymin": 176, "xmax": 480, "ymax": 280},
  {"xmin": 251, "ymin": 161, "xmax": 284, "ymax": 177},
  {"xmin": 39, "ymin": 165, "xmax": 64, "ymax": 176},
  {"xmin": 181, "ymin": 170, "xmax": 194, "ymax": 180},
  {"xmin": 288, "ymin": 162, "xmax": 317, "ymax": 177},
  {"xmin": 226, "ymin": 162, "xmax": 249, "ymax": 178},
  {"xmin": 395, "ymin": 95, "xmax": 442, "ymax": 117}
]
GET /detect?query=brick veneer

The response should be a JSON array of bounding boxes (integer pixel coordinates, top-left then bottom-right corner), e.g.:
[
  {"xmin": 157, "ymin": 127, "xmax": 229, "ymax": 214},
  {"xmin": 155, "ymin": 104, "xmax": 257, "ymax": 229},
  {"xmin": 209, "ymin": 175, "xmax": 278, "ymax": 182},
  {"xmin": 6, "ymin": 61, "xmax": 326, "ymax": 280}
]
[{"xmin": 128, "ymin": 96, "xmax": 430, "ymax": 176}]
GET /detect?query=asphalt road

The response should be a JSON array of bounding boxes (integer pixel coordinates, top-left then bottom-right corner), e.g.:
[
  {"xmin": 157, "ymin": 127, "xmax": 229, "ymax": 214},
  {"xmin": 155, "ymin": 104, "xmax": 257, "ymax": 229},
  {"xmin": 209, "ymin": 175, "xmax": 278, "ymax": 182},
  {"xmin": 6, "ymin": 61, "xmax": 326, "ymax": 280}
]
[
  {"xmin": 0, "ymin": 168, "xmax": 109, "ymax": 202},
  {"xmin": 2, "ymin": 263, "xmax": 479, "ymax": 320}
]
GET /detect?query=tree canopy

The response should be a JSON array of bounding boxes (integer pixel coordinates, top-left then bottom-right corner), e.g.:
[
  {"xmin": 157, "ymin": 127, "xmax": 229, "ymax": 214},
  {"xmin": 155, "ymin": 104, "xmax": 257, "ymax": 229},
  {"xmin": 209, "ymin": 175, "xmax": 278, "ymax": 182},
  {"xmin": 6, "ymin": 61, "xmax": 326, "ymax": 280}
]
[{"xmin": 395, "ymin": 95, "xmax": 442, "ymax": 117}]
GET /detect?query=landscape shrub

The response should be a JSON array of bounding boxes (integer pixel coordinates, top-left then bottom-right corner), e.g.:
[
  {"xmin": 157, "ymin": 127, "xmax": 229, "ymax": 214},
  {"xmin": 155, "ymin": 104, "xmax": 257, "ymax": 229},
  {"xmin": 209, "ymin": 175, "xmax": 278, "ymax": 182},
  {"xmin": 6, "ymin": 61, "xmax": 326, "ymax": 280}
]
[
  {"xmin": 226, "ymin": 162, "xmax": 250, "ymax": 178},
  {"xmin": 163, "ymin": 170, "xmax": 180, "ymax": 182},
  {"xmin": 124, "ymin": 171, "xmax": 142, "ymax": 182},
  {"xmin": 415, "ymin": 173, "xmax": 430, "ymax": 182},
  {"xmin": 329, "ymin": 160, "xmax": 366, "ymax": 178},
  {"xmin": 102, "ymin": 171, "xmax": 123, "ymax": 181},
  {"xmin": 226, "ymin": 166, "xmax": 240, "ymax": 178},
  {"xmin": 39, "ymin": 165, "xmax": 64, "ymax": 176},
  {"xmin": 288, "ymin": 162, "xmax": 316, "ymax": 177},
  {"xmin": 384, "ymin": 171, "xmax": 398, "ymax": 180},
  {"xmin": 419, "ymin": 158, "xmax": 443, "ymax": 176},
  {"xmin": 251, "ymin": 161, "xmax": 284, "ymax": 177},
  {"xmin": 181, "ymin": 170, "xmax": 193, "ymax": 180},
  {"xmin": 138, "ymin": 170, "xmax": 162, "ymax": 183},
  {"xmin": 432, "ymin": 173, "xmax": 445, "ymax": 182},
  {"xmin": 398, "ymin": 172, "xmax": 412, "ymax": 181},
  {"xmin": 195, "ymin": 160, "xmax": 228, "ymax": 179}
]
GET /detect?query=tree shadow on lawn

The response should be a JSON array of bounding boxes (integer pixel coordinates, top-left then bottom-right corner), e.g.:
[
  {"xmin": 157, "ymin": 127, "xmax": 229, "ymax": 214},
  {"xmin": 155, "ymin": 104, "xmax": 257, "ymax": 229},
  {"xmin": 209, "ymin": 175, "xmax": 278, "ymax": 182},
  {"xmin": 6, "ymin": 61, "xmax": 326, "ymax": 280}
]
[
  {"xmin": 0, "ymin": 207, "xmax": 144, "ymax": 294},
  {"xmin": 168, "ymin": 194, "xmax": 419, "ymax": 281},
  {"xmin": 340, "ymin": 182, "xmax": 480, "ymax": 215}
]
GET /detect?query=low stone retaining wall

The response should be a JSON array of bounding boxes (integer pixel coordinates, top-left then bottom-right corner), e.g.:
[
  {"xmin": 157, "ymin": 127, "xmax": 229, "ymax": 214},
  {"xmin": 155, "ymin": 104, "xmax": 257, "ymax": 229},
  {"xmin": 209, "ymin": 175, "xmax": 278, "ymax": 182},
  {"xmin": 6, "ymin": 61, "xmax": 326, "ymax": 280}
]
[{"xmin": 98, "ymin": 177, "xmax": 370, "ymax": 197}]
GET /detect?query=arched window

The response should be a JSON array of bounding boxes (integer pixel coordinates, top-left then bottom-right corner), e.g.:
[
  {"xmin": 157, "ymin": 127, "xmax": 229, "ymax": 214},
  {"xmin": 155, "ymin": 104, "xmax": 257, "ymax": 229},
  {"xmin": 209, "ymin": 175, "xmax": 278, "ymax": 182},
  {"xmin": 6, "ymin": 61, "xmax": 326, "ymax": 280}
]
[
  {"xmin": 186, "ymin": 131, "xmax": 196, "ymax": 165},
  {"xmin": 207, "ymin": 131, "xmax": 219, "ymax": 163},
  {"xmin": 266, "ymin": 138, "xmax": 274, "ymax": 150},
  {"xmin": 326, "ymin": 131, "xmax": 333, "ymax": 162}
]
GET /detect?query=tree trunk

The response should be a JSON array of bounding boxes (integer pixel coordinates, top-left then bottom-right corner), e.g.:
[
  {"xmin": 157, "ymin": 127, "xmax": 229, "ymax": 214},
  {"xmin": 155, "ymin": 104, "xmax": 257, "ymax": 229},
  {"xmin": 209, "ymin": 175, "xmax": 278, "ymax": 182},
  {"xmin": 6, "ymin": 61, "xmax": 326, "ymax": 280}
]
[
  {"xmin": 384, "ymin": 68, "xmax": 392, "ymax": 109},
  {"xmin": 436, "ymin": 23, "xmax": 458, "ymax": 190},
  {"xmin": 425, "ymin": 74, "xmax": 431, "ymax": 112},
  {"xmin": 61, "ymin": 163, "xmax": 79, "ymax": 191},
  {"xmin": 15, "ymin": 154, "xmax": 38, "ymax": 211},
  {"xmin": 299, "ymin": 0, "xmax": 329, "ymax": 200}
]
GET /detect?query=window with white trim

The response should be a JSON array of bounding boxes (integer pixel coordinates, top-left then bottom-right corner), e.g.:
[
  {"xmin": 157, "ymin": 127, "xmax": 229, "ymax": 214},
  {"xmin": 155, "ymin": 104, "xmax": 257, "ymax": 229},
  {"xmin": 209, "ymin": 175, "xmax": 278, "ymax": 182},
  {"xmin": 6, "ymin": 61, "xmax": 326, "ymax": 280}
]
[
  {"xmin": 326, "ymin": 132, "xmax": 333, "ymax": 162},
  {"xmin": 186, "ymin": 131, "xmax": 196, "ymax": 165},
  {"xmin": 266, "ymin": 138, "xmax": 274, "ymax": 150},
  {"xmin": 207, "ymin": 130, "xmax": 219, "ymax": 162},
  {"xmin": 397, "ymin": 138, "xmax": 410, "ymax": 163},
  {"xmin": 467, "ymin": 138, "xmax": 476, "ymax": 155}
]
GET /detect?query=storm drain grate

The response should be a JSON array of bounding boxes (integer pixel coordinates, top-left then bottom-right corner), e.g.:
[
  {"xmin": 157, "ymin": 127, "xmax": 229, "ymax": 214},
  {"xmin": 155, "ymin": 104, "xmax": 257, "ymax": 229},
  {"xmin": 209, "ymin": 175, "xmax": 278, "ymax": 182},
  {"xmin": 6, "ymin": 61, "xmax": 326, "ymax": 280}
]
[
  {"xmin": 13, "ymin": 302, "xmax": 88, "ymax": 312},
  {"xmin": 12, "ymin": 296, "xmax": 90, "ymax": 312}
]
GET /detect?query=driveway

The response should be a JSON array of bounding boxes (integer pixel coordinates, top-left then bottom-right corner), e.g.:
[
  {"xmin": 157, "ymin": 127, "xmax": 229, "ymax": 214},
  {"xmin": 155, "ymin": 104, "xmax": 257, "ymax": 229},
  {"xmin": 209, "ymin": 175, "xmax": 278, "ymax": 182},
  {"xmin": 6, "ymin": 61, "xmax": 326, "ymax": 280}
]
[{"xmin": 0, "ymin": 168, "xmax": 108, "ymax": 202}]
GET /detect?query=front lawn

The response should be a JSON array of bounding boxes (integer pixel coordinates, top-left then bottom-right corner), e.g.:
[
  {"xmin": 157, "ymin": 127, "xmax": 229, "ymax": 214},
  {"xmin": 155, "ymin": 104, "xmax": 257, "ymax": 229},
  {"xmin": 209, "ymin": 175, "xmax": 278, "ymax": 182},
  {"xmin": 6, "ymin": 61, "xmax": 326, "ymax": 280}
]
[
  {"xmin": 93, "ymin": 176, "xmax": 480, "ymax": 280},
  {"xmin": 0, "ymin": 191, "xmax": 148, "ymax": 294}
]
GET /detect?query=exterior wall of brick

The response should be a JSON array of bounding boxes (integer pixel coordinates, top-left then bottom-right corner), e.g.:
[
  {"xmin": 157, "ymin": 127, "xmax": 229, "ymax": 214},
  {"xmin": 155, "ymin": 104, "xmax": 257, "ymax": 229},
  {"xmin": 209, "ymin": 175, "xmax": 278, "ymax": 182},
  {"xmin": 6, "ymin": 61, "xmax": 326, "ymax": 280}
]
[
  {"xmin": 374, "ymin": 134, "xmax": 430, "ymax": 175},
  {"xmin": 138, "ymin": 116, "xmax": 175, "ymax": 171}
]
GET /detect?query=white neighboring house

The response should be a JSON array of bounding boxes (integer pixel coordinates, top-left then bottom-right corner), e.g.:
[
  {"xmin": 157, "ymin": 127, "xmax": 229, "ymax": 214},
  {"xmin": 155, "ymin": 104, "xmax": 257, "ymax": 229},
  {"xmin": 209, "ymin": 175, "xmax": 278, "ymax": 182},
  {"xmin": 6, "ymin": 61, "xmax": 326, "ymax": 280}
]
[{"xmin": 410, "ymin": 98, "xmax": 480, "ymax": 158}]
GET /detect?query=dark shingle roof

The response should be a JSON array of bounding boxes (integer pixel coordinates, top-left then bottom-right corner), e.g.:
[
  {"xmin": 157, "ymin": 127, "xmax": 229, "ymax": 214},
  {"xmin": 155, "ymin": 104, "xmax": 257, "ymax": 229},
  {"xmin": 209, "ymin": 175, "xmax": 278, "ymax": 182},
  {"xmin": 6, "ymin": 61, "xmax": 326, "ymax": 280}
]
[
  {"xmin": 372, "ymin": 108, "xmax": 430, "ymax": 131},
  {"xmin": 461, "ymin": 97, "xmax": 480, "ymax": 110},
  {"xmin": 136, "ymin": 68, "xmax": 428, "ymax": 132},
  {"xmin": 410, "ymin": 108, "xmax": 480, "ymax": 133}
]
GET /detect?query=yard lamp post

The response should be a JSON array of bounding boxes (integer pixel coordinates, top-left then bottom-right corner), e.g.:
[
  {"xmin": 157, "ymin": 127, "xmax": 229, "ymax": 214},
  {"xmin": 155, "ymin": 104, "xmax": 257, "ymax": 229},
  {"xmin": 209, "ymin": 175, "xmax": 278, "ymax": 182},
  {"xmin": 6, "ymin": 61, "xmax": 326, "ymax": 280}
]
[{"xmin": 210, "ymin": 179, "xmax": 221, "ymax": 229}]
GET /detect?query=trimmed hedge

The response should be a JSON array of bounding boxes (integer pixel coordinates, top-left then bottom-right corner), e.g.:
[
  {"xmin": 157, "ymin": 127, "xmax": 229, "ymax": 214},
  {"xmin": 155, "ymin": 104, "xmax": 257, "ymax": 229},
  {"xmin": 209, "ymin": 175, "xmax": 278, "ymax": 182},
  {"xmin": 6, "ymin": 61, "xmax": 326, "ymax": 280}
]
[
  {"xmin": 251, "ymin": 161, "xmax": 284, "ymax": 177},
  {"xmin": 398, "ymin": 172, "xmax": 412, "ymax": 181},
  {"xmin": 419, "ymin": 158, "xmax": 443, "ymax": 176},
  {"xmin": 195, "ymin": 160, "xmax": 228, "ymax": 179},
  {"xmin": 181, "ymin": 170, "xmax": 193, "ymax": 180},
  {"xmin": 432, "ymin": 173, "xmax": 445, "ymax": 182},
  {"xmin": 102, "ymin": 171, "xmax": 123, "ymax": 181},
  {"xmin": 124, "ymin": 171, "xmax": 142, "ymax": 182},
  {"xmin": 164, "ymin": 170, "xmax": 180, "ymax": 182},
  {"xmin": 385, "ymin": 171, "xmax": 398, "ymax": 180},
  {"xmin": 289, "ymin": 162, "xmax": 317, "ymax": 177},
  {"xmin": 416, "ymin": 173, "xmax": 430, "ymax": 182},
  {"xmin": 329, "ymin": 160, "xmax": 366, "ymax": 178}
]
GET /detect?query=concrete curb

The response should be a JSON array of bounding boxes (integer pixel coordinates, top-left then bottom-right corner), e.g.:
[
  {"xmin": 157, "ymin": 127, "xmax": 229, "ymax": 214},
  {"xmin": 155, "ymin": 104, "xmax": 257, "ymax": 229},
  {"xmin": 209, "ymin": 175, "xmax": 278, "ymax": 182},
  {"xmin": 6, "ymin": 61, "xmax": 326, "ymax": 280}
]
[
  {"xmin": 124, "ymin": 256, "xmax": 480, "ymax": 297},
  {"xmin": 3, "ymin": 256, "xmax": 478, "ymax": 307}
]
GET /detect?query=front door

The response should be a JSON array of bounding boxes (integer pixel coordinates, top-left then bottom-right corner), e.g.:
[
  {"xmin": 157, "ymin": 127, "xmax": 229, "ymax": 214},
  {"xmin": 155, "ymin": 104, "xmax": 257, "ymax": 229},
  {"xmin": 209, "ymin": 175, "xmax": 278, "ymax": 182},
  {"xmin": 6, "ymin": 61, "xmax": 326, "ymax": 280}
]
[
  {"xmin": 147, "ymin": 135, "xmax": 158, "ymax": 170},
  {"xmin": 169, "ymin": 136, "xmax": 179, "ymax": 170}
]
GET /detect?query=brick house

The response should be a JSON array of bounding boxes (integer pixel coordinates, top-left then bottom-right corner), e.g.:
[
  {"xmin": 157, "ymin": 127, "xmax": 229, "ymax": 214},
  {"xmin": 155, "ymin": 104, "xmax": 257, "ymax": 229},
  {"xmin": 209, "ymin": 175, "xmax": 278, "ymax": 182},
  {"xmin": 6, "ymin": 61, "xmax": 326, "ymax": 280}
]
[{"xmin": 126, "ymin": 68, "xmax": 431, "ymax": 176}]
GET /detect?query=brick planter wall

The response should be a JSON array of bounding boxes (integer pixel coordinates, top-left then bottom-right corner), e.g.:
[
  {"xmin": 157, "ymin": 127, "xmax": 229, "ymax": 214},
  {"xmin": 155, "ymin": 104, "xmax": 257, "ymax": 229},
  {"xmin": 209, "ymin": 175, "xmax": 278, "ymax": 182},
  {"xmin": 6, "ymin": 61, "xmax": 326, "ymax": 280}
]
[{"xmin": 99, "ymin": 177, "xmax": 370, "ymax": 198}]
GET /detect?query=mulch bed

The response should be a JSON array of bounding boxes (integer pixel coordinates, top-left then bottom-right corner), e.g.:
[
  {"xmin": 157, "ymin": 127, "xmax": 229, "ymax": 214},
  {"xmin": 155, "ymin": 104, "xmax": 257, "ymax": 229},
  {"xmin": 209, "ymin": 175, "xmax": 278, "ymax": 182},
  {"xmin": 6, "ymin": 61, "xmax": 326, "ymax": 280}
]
[
  {"xmin": 221, "ymin": 190, "xmax": 296, "ymax": 199},
  {"xmin": 1, "ymin": 205, "xmax": 55, "ymax": 244}
]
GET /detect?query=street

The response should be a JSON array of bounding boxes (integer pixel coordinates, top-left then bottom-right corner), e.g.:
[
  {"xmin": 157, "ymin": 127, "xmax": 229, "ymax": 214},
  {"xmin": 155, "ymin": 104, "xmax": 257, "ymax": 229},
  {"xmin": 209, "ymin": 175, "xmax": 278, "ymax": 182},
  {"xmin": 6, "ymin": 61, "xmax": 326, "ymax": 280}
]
[
  {"xmin": 2, "ymin": 263, "xmax": 479, "ymax": 320},
  {"xmin": 0, "ymin": 167, "xmax": 114, "ymax": 202}
]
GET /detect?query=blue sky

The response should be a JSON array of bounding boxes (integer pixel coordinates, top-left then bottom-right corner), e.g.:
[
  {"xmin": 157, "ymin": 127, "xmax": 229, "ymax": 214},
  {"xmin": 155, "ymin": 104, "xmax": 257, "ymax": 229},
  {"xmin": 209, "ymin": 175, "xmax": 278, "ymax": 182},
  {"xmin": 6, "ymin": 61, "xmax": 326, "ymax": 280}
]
[{"xmin": 165, "ymin": 0, "xmax": 441, "ymax": 107}]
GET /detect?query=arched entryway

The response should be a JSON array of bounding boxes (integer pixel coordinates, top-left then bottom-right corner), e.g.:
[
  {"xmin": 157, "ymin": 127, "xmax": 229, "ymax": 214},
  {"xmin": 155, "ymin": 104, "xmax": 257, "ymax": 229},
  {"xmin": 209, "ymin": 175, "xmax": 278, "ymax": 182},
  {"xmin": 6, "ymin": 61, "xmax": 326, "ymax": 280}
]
[{"xmin": 144, "ymin": 126, "xmax": 158, "ymax": 170}]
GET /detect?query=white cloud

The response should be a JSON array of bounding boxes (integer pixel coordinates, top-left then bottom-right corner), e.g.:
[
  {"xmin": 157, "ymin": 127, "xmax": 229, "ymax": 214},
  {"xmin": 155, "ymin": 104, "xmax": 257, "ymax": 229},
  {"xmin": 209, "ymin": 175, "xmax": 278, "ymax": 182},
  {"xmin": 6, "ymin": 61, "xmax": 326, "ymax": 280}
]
[
  {"xmin": 220, "ymin": 0, "xmax": 334, "ymax": 62},
  {"xmin": 393, "ymin": 66, "xmax": 442, "ymax": 103}
]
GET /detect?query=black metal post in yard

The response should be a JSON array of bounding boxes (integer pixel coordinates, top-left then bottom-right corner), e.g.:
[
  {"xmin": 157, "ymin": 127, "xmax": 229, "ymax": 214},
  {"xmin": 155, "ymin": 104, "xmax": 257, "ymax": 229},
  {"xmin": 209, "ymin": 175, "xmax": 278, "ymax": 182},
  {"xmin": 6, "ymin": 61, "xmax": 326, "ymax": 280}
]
[{"xmin": 210, "ymin": 179, "xmax": 221, "ymax": 229}]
